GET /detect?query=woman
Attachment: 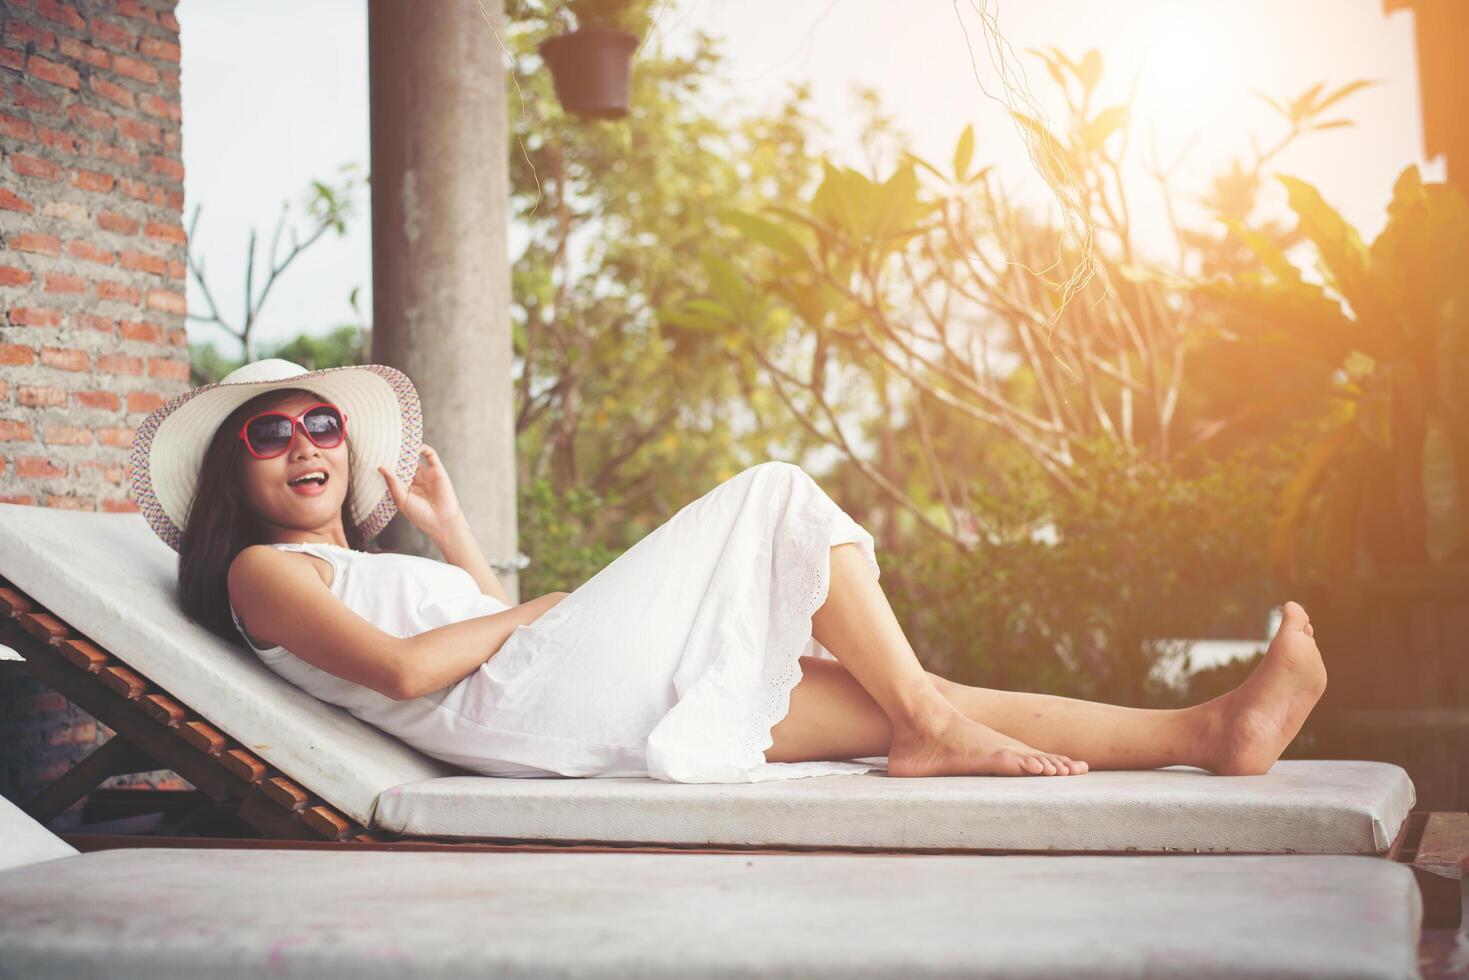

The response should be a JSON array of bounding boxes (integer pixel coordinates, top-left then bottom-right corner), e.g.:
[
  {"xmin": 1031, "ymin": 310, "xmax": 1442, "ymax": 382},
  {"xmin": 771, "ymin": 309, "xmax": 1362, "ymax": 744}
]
[{"xmin": 132, "ymin": 358, "xmax": 1327, "ymax": 783}]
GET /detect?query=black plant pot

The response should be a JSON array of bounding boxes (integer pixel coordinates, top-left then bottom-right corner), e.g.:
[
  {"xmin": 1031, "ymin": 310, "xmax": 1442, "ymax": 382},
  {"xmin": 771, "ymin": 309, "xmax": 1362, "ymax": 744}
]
[{"xmin": 538, "ymin": 26, "xmax": 639, "ymax": 120}]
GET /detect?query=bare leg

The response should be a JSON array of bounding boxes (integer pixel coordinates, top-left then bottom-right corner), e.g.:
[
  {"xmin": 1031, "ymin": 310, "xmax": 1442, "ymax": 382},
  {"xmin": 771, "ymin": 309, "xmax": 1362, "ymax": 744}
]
[
  {"xmin": 769, "ymin": 543, "xmax": 1328, "ymax": 777},
  {"xmin": 778, "ymin": 543, "xmax": 1088, "ymax": 776}
]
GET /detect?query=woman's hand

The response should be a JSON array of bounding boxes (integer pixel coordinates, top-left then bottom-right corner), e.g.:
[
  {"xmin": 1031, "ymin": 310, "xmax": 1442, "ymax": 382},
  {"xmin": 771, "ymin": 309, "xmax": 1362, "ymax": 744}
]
[{"xmin": 378, "ymin": 444, "xmax": 465, "ymax": 543}]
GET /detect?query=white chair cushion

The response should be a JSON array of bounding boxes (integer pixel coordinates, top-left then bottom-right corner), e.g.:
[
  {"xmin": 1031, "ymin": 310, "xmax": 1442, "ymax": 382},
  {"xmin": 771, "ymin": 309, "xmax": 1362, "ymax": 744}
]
[
  {"xmin": 0, "ymin": 504, "xmax": 457, "ymax": 826},
  {"xmin": 373, "ymin": 759, "xmax": 1415, "ymax": 853},
  {"xmin": 0, "ymin": 793, "xmax": 77, "ymax": 873},
  {"xmin": 0, "ymin": 848, "xmax": 1422, "ymax": 979}
]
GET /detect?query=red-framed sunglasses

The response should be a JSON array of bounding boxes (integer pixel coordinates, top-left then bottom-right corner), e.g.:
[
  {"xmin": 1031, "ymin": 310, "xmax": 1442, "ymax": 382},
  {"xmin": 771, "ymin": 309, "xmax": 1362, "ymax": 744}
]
[{"xmin": 238, "ymin": 401, "xmax": 349, "ymax": 459}]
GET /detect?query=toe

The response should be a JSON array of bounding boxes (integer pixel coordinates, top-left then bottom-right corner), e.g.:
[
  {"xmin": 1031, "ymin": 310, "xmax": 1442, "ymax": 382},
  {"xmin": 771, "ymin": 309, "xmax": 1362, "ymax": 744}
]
[
  {"xmin": 1039, "ymin": 757, "xmax": 1057, "ymax": 775},
  {"xmin": 1304, "ymin": 622, "xmax": 1314, "ymax": 638},
  {"xmin": 1281, "ymin": 601, "xmax": 1309, "ymax": 631}
]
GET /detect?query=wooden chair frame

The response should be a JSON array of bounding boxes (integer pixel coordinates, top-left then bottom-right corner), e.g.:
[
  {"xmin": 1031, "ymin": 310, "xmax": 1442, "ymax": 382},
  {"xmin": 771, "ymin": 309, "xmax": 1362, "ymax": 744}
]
[{"xmin": 3, "ymin": 572, "xmax": 1465, "ymax": 961}]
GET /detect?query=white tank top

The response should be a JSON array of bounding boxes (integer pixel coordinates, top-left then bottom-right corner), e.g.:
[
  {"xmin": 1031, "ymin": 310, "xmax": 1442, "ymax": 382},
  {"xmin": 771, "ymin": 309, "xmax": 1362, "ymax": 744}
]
[{"xmin": 227, "ymin": 541, "xmax": 513, "ymax": 730}]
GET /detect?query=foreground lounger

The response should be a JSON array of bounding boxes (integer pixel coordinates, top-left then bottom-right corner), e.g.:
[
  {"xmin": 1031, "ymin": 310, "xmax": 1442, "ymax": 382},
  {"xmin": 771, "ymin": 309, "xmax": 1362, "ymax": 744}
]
[
  {"xmin": 0, "ymin": 793, "xmax": 1430, "ymax": 980},
  {"xmin": 0, "ymin": 503, "xmax": 1445, "ymax": 860}
]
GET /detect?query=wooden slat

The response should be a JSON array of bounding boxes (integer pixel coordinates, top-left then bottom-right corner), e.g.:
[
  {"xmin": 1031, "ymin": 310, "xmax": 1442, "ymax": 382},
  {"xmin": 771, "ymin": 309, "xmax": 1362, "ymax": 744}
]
[
  {"xmin": 0, "ymin": 587, "xmax": 33, "ymax": 618},
  {"xmin": 300, "ymin": 804, "xmax": 353, "ymax": 841},
  {"xmin": 261, "ymin": 776, "xmax": 309, "ymax": 812},
  {"xmin": 140, "ymin": 693, "xmax": 187, "ymax": 727},
  {"xmin": 1414, "ymin": 812, "xmax": 1469, "ymax": 879},
  {"xmin": 58, "ymin": 637, "xmax": 109, "ymax": 673},
  {"xmin": 179, "ymin": 720, "xmax": 226, "ymax": 756},
  {"xmin": 99, "ymin": 664, "xmax": 146, "ymax": 700},
  {"xmin": 18, "ymin": 610, "xmax": 67, "ymax": 644},
  {"xmin": 220, "ymin": 748, "xmax": 267, "ymax": 783}
]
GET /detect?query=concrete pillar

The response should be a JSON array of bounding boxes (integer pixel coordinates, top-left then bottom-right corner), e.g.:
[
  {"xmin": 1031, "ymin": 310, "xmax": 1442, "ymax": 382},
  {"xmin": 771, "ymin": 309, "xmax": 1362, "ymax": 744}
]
[{"xmin": 367, "ymin": 0, "xmax": 520, "ymax": 601}]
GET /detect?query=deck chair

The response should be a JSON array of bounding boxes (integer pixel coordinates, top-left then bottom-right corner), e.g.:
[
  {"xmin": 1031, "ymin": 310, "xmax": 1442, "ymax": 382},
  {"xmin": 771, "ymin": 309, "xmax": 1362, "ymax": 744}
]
[
  {"xmin": 0, "ymin": 791, "xmax": 1435, "ymax": 979},
  {"xmin": 0, "ymin": 502, "xmax": 1459, "ymax": 868}
]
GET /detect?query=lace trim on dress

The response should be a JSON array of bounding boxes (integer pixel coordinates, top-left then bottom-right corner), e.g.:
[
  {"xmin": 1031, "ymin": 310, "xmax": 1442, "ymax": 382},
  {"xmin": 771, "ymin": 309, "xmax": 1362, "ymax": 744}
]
[{"xmin": 734, "ymin": 485, "xmax": 874, "ymax": 775}]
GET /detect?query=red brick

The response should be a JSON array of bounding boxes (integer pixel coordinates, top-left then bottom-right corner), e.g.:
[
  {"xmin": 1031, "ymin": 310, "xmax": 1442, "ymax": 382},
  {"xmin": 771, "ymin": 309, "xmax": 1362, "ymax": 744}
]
[
  {"xmin": 8, "ymin": 306, "xmax": 62, "ymax": 326},
  {"xmin": 0, "ymin": 265, "xmax": 33, "ymax": 287},
  {"xmin": 0, "ymin": 113, "xmax": 35, "ymax": 140},
  {"xmin": 0, "ymin": 188, "xmax": 33, "ymax": 213},
  {"xmin": 97, "ymin": 210, "xmax": 138, "ymax": 235},
  {"xmin": 17, "ymin": 385, "xmax": 65, "ymax": 407},
  {"xmin": 72, "ymin": 312, "xmax": 116, "ymax": 334},
  {"xmin": 146, "ymin": 154, "xmax": 183, "ymax": 182},
  {"xmin": 148, "ymin": 355, "xmax": 187, "ymax": 380},
  {"xmin": 65, "ymin": 240, "xmax": 113, "ymax": 265},
  {"xmin": 117, "ymin": 176, "xmax": 149, "ymax": 200},
  {"xmin": 0, "ymin": 49, "xmax": 23, "ymax": 72},
  {"xmin": 162, "ymin": 129, "xmax": 179, "ymax": 151},
  {"xmin": 9, "ymin": 81, "xmax": 62, "ymax": 116},
  {"xmin": 16, "ymin": 456, "xmax": 66, "ymax": 478},
  {"xmin": 159, "ymin": 67, "xmax": 178, "ymax": 92},
  {"xmin": 144, "ymin": 220, "xmax": 185, "ymax": 245},
  {"xmin": 96, "ymin": 352, "xmax": 141, "ymax": 374},
  {"xmin": 26, "ymin": 55, "xmax": 79, "ymax": 91},
  {"xmin": 102, "ymin": 496, "xmax": 138, "ymax": 512},
  {"xmin": 67, "ymin": 102, "xmax": 113, "ymax": 131},
  {"xmin": 72, "ymin": 170, "xmax": 114, "ymax": 193},
  {"xmin": 138, "ymin": 93, "xmax": 180, "ymax": 121},
  {"xmin": 97, "ymin": 425, "xmax": 133, "ymax": 447},
  {"xmin": 0, "ymin": 494, "xmax": 37, "ymax": 505},
  {"xmin": 117, "ymin": 116, "xmax": 160, "ymax": 145},
  {"xmin": 57, "ymin": 35, "xmax": 110, "ymax": 69},
  {"xmin": 114, "ymin": 0, "xmax": 157, "ymax": 25},
  {"xmin": 0, "ymin": 345, "xmax": 36, "ymax": 368},
  {"xmin": 126, "ymin": 390, "xmax": 165, "ymax": 413},
  {"xmin": 45, "ymin": 493, "xmax": 92, "ymax": 510},
  {"xmin": 138, "ymin": 35, "xmax": 179, "ymax": 62},
  {"xmin": 0, "ymin": 380, "xmax": 6, "ymax": 400},
  {"xmin": 76, "ymin": 459, "xmax": 125, "ymax": 482},
  {"xmin": 164, "ymin": 187, "xmax": 182, "ymax": 209},
  {"xmin": 35, "ymin": 0, "xmax": 85, "ymax": 31},
  {"xmin": 119, "ymin": 318, "xmax": 162, "ymax": 342},
  {"xmin": 92, "ymin": 142, "xmax": 140, "ymax": 168},
  {"xmin": 10, "ymin": 153, "xmax": 60, "ymax": 180},
  {"xmin": 8, "ymin": 233, "xmax": 60, "ymax": 255},
  {"xmin": 42, "ymin": 423, "xmax": 91, "ymax": 444},
  {"xmin": 72, "ymin": 389, "xmax": 119, "ymax": 410},
  {"xmin": 165, "ymin": 258, "xmax": 183, "ymax": 279},
  {"xmin": 119, "ymin": 249, "xmax": 164, "ymax": 275},
  {"xmin": 159, "ymin": 11, "xmax": 180, "ymax": 34},
  {"xmin": 28, "ymin": 692, "xmax": 67, "ymax": 714},
  {"xmin": 111, "ymin": 53, "xmax": 157, "ymax": 84},
  {"xmin": 91, "ymin": 20, "xmax": 134, "ymax": 50},
  {"xmin": 43, "ymin": 272, "xmax": 85, "ymax": 294},
  {"xmin": 0, "ymin": 422, "xmax": 34, "ymax": 446},
  {"xmin": 90, "ymin": 76, "xmax": 134, "ymax": 109},
  {"xmin": 37, "ymin": 125, "xmax": 86, "ymax": 155},
  {"xmin": 95, "ymin": 279, "xmax": 140, "ymax": 303},
  {"xmin": 39, "ymin": 346, "xmax": 88, "ymax": 371},
  {"xmin": 5, "ymin": 19, "xmax": 55, "ymax": 50},
  {"xmin": 144, "ymin": 287, "xmax": 184, "ymax": 314},
  {"xmin": 169, "ymin": 327, "xmax": 187, "ymax": 346}
]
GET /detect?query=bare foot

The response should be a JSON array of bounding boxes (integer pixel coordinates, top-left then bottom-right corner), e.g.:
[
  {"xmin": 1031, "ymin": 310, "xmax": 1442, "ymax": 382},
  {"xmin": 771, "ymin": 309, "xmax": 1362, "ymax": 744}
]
[
  {"xmin": 1201, "ymin": 601, "xmax": 1328, "ymax": 776},
  {"xmin": 887, "ymin": 710, "xmax": 1089, "ymax": 777}
]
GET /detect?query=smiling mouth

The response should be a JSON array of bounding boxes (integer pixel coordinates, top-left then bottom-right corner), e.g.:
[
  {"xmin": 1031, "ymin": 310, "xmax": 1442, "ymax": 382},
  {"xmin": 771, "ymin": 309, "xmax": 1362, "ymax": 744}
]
[{"xmin": 287, "ymin": 473, "xmax": 330, "ymax": 494}]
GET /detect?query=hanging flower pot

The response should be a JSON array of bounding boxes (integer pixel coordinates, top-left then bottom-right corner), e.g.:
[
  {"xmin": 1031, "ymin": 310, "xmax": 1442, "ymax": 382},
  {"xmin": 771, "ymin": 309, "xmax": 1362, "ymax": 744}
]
[{"xmin": 538, "ymin": 26, "xmax": 639, "ymax": 120}]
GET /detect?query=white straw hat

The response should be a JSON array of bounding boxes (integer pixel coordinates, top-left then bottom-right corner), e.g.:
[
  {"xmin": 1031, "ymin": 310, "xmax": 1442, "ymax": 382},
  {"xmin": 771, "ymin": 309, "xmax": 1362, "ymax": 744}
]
[{"xmin": 129, "ymin": 358, "xmax": 423, "ymax": 552}]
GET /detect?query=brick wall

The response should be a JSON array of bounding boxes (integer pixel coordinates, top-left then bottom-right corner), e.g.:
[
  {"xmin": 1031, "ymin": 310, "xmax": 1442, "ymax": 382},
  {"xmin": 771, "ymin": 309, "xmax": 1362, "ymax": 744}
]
[{"xmin": 0, "ymin": 0, "xmax": 192, "ymax": 827}]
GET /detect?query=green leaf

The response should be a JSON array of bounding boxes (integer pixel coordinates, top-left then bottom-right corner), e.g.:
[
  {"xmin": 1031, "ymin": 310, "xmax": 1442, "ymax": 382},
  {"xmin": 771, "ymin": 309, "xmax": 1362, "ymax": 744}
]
[
  {"xmin": 1078, "ymin": 49, "xmax": 1102, "ymax": 90},
  {"xmin": 717, "ymin": 207, "xmax": 807, "ymax": 263},
  {"xmin": 954, "ymin": 124, "xmax": 975, "ymax": 182},
  {"xmin": 1083, "ymin": 106, "xmax": 1129, "ymax": 152},
  {"xmin": 685, "ymin": 298, "xmax": 736, "ymax": 322},
  {"xmin": 700, "ymin": 251, "xmax": 749, "ymax": 320}
]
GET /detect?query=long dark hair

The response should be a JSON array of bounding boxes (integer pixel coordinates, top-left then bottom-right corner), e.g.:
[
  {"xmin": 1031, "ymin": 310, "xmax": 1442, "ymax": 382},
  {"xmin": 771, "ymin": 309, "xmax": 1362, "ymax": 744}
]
[{"xmin": 176, "ymin": 385, "xmax": 383, "ymax": 649}]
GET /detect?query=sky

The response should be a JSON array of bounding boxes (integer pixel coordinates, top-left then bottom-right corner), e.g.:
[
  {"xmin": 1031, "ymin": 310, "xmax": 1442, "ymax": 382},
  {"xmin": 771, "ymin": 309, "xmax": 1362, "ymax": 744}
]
[{"xmin": 176, "ymin": 0, "xmax": 1437, "ymax": 356}]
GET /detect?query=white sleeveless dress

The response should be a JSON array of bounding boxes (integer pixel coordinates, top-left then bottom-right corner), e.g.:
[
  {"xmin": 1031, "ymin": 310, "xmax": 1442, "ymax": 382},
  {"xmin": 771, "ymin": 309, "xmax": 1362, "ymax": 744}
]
[{"xmin": 229, "ymin": 461, "xmax": 888, "ymax": 783}]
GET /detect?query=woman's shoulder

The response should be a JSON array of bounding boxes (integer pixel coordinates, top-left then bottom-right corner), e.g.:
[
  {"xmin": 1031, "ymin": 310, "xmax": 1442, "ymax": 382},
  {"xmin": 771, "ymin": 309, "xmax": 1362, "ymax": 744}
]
[{"xmin": 230, "ymin": 542, "xmax": 336, "ymax": 590}]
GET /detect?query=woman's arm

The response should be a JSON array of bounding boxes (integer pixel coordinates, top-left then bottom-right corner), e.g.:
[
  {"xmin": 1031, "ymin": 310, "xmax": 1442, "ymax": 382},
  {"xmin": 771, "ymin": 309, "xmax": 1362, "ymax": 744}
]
[
  {"xmin": 397, "ymin": 590, "xmax": 568, "ymax": 700},
  {"xmin": 433, "ymin": 514, "xmax": 513, "ymax": 605}
]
